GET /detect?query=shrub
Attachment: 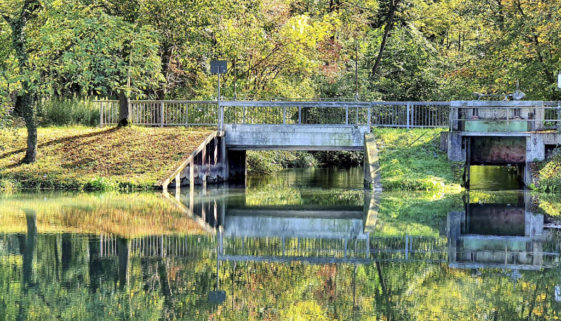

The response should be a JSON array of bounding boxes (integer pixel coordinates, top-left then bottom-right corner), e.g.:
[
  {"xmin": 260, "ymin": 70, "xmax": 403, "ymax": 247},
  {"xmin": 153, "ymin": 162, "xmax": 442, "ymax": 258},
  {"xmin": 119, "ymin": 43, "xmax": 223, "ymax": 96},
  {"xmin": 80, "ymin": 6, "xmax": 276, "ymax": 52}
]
[{"xmin": 38, "ymin": 98, "xmax": 100, "ymax": 126}]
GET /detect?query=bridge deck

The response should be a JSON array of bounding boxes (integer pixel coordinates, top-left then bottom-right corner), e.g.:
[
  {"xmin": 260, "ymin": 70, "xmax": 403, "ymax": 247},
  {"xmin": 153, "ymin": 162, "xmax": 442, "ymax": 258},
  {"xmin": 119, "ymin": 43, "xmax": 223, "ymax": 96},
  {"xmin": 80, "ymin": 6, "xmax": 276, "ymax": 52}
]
[{"xmin": 224, "ymin": 124, "xmax": 370, "ymax": 150}]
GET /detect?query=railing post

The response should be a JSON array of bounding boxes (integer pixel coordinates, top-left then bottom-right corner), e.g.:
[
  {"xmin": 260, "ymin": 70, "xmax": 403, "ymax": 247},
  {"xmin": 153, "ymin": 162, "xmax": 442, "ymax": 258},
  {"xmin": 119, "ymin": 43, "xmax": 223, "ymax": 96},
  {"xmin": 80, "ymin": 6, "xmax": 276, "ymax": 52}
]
[
  {"xmin": 185, "ymin": 103, "xmax": 189, "ymax": 127},
  {"xmin": 160, "ymin": 101, "xmax": 164, "ymax": 127},
  {"xmin": 367, "ymin": 104, "xmax": 371, "ymax": 129},
  {"xmin": 218, "ymin": 74, "xmax": 223, "ymax": 130},
  {"xmin": 283, "ymin": 106, "xmax": 287, "ymax": 124},
  {"xmin": 298, "ymin": 106, "xmax": 302, "ymax": 124},
  {"xmin": 99, "ymin": 102, "xmax": 104, "ymax": 128},
  {"xmin": 406, "ymin": 103, "xmax": 410, "ymax": 129},
  {"xmin": 128, "ymin": 100, "xmax": 132, "ymax": 125},
  {"xmin": 345, "ymin": 106, "xmax": 349, "ymax": 125}
]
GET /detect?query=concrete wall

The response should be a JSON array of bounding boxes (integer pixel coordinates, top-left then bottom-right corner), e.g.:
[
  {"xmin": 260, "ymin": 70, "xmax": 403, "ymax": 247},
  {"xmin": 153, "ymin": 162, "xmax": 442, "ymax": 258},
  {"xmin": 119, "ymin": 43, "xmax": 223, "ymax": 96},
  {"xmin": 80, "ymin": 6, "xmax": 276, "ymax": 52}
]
[
  {"xmin": 224, "ymin": 124, "xmax": 369, "ymax": 150},
  {"xmin": 364, "ymin": 133, "xmax": 382, "ymax": 191}
]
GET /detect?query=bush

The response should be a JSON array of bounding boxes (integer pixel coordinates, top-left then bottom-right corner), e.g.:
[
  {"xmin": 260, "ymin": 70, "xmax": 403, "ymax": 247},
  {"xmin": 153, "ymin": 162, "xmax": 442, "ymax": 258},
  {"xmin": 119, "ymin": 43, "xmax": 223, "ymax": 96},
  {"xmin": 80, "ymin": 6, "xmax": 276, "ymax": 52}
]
[
  {"xmin": 38, "ymin": 98, "xmax": 100, "ymax": 126},
  {"xmin": 247, "ymin": 151, "xmax": 318, "ymax": 173}
]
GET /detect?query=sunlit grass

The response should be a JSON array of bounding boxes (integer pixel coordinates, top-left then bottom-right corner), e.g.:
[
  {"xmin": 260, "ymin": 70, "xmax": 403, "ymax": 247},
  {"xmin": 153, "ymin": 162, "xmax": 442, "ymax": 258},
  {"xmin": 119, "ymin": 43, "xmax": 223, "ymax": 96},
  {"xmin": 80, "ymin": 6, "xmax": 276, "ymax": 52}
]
[
  {"xmin": 0, "ymin": 126, "xmax": 213, "ymax": 191},
  {"xmin": 373, "ymin": 128, "xmax": 463, "ymax": 192}
]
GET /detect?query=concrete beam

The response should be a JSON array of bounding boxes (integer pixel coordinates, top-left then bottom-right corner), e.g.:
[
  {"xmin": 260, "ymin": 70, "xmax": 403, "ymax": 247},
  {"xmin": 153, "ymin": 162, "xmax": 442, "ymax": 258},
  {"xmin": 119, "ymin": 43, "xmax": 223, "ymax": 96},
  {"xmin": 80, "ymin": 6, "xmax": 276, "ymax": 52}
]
[{"xmin": 224, "ymin": 124, "xmax": 369, "ymax": 150}]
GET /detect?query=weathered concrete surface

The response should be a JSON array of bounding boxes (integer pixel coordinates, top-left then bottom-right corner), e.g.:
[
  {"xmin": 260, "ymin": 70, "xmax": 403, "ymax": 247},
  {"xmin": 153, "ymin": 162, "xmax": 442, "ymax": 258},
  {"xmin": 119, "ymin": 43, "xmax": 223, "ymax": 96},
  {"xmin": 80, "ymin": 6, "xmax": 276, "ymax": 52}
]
[
  {"xmin": 447, "ymin": 132, "xmax": 465, "ymax": 162},
  {"xmin": 471, "ymin": 137, "xmax": 526, "ymax": 164},
  {"xmin": 465, "ymin": 120, "xmax": 528, "ymax": 132},
  {"xmin": 526, "ymin": 133, "xmax": 545, "ymax": 162},
  {"xmin": 364, "ymin": 133, "xmax": 382, "ymax": 191},
  {"xmin": 224, "ymin": 124, "xmax": 369, "ymax": 150},
  {"xmin": 451, "ymin": 100, "xmax": 545, "ymax": 131}
]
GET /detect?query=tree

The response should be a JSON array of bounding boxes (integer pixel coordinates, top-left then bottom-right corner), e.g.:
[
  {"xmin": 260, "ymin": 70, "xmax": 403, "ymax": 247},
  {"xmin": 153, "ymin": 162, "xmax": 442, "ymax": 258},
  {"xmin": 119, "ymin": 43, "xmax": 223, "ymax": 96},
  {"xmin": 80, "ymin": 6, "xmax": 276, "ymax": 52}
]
[{"xmin": 1, "ymin": 0, "xmax": 41, "ymax": 163}]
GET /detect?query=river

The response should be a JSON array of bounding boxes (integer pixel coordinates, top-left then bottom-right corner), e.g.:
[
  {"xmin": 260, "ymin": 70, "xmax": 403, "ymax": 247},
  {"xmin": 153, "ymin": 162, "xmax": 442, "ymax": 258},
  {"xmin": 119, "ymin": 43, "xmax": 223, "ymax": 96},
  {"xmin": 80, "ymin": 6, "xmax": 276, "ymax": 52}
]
[{"xmin": 1, "ymin": 167, "xmax": 560, "ymax": 320}]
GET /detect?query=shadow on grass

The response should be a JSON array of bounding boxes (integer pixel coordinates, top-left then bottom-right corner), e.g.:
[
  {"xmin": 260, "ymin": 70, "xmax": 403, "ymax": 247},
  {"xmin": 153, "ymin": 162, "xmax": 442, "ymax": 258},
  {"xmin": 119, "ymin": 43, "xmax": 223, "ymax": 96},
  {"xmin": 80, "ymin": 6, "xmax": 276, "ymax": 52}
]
[{"xmin": 0, "ymin": 127, "xmax": 120, "ymax": 165}]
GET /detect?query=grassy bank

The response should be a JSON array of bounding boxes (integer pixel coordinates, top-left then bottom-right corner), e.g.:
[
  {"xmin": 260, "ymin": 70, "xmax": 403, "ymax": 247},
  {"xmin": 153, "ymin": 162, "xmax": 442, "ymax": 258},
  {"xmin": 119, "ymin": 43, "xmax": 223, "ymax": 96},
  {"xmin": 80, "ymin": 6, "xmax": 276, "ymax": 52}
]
[
  {"xmin": 0, "ymin": 126, "xmax": 212, "ymax": 191},
  {"xmin": 533, "ymin": 148, "xmax": 561, "ymax": 192},
  {"xmin": 373, "ymin": 128, "xmax": 463, "ymax": 192}
]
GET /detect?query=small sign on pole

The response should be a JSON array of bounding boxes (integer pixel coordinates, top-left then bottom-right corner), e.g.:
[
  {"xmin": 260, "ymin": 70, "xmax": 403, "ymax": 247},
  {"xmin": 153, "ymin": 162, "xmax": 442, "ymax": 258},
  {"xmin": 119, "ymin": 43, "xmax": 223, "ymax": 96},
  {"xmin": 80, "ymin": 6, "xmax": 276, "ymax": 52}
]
[
  {"xmin": 210, "ymin": 60, "xmax": 227, "ymax": 130},
  {"xmin": 211, "ymin": 60, "xmax": 227, "ymax": 74}
]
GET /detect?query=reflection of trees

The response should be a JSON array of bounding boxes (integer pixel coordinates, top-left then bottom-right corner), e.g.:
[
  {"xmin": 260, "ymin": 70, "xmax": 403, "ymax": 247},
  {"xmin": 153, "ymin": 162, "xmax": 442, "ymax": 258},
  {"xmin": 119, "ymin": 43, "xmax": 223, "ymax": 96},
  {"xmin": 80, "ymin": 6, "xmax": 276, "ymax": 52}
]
[{"xmin": 1, "ymin": 232, "xmax": 561, "ymax": 320}]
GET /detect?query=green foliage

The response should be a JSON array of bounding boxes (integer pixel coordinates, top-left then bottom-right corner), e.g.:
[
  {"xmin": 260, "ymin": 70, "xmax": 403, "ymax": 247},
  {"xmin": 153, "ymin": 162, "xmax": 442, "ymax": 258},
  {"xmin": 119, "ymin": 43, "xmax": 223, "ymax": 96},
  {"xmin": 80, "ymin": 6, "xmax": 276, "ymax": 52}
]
[
  {"xmin": 247, "ymin": 151, "xmax": 318, "ymax": 173},
  {"xmin": 37, "ymin": 99, "xmax": 100, "ymax": 126},
  {"xmin": 535, "ymin": 148, "xmax": 561, "ymax": 192}
]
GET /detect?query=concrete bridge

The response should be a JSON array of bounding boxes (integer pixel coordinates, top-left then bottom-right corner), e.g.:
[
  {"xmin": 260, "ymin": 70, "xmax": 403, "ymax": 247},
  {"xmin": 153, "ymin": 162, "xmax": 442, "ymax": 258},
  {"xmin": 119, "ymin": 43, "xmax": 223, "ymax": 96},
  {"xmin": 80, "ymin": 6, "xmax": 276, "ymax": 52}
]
[
  {"xmin": 129, "ymin": 99, "xmax": 449, "ymax": 189},
  {"xmin": 94, "ymin": 98, "xmax": 561, "ymax": 189}
]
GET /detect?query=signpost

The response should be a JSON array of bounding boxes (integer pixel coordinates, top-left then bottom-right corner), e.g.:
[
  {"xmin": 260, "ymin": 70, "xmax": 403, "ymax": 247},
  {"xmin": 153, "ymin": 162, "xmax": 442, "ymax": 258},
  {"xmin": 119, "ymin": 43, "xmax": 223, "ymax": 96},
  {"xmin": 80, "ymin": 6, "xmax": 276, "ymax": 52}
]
[{"xmin": 211, "ymin": 60, "xmax": 227, "ymax": 130}]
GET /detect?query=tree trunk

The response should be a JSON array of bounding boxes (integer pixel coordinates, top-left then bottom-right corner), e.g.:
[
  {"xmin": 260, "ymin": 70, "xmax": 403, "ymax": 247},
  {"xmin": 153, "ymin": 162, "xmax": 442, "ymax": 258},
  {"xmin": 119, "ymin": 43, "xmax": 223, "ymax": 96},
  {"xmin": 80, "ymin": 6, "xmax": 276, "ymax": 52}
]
[
  {"xmin": 21, "ymin": 90, "xmax": 37, "ymax": 163},
  {"xmin": 118, "ymin": 92, "xmax": 130, "ymax": 127},
  {"xmin": 370, "ymin": 0, "xmax": 400, "ymax": 79},
  {"xmin": 4, "ymin": 0, "xmax": 40, "ymax": 163}
]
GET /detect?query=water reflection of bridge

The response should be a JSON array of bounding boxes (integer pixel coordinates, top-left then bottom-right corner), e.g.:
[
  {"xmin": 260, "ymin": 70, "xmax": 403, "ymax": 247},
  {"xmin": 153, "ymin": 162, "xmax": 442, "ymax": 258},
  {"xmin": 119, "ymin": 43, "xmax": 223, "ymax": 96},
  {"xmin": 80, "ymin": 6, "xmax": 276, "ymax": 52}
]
[{"xmin": 448, "ymin": 192, "xmax": 561, "ymax": 270}]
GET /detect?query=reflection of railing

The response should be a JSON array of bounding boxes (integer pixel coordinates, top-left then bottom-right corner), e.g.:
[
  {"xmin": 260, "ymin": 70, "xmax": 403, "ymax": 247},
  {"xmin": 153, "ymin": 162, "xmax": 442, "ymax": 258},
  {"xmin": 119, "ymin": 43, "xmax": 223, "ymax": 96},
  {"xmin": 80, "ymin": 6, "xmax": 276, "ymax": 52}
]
[
  {"xmin": 91, "ymin": 232, "xmax": 449, "ymax": 264},
  {"xmin": 94, "ymin": 100, "xmax": 450, "ymax": 128}
]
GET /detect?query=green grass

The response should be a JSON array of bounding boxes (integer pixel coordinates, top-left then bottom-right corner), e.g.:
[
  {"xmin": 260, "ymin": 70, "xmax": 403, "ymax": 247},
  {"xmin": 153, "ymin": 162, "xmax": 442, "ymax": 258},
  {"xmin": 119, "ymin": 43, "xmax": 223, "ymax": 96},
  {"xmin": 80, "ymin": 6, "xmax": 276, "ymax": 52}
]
[
  {"xmin": 0, "ymin": 126, "xmax": 213, "ymax": 191},
  {"xmin": 373, "ymin": 128, "xmax": 463, "ymax": 192},
  {"xmin": 533, "ymin": 148, "xmax": 561, "ymax": 192}
]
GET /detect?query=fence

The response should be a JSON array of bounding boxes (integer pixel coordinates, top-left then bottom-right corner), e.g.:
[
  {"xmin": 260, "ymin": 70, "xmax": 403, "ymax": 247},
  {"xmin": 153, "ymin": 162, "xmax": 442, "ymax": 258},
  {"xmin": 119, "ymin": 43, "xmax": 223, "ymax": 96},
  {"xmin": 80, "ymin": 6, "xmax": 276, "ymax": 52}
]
[
  {"xmin": 450, "ymin": 101, "xmax": 561, "ymax": 131},
  {"xmin": 94, "ymin": 100, "xmax": 451, "ymax": 128}
]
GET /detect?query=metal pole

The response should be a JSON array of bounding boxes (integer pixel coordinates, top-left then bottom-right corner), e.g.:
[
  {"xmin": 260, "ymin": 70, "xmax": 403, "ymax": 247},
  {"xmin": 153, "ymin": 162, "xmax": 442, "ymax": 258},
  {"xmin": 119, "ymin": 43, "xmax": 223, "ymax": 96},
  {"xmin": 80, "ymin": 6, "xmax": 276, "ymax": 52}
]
[
  {"xmin": 406, "ymin": 103, "xmax": 410, "ymax": 129},
  {"xmin": 218, "ymin": 73, "xmax": 223, "ymax": 130},
  {"xmin": 367, "ymin": 105, "xmax": 371, "ymax": 130},
  {"xmin": 100, "ymin": 102, "xmax": 104, "ymax": 127},
  {"xmin": 160, "ymin": 101, "xmax": 164, "ymax": 127}
]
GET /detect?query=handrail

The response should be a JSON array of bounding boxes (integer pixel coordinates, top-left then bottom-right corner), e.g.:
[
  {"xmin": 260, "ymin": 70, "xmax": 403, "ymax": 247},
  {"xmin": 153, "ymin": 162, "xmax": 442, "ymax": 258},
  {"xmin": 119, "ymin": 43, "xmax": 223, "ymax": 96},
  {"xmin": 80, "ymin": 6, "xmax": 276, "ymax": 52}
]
[{"xmin": 160, "ymin": 131, "xmax": 223, "ymax": 190}]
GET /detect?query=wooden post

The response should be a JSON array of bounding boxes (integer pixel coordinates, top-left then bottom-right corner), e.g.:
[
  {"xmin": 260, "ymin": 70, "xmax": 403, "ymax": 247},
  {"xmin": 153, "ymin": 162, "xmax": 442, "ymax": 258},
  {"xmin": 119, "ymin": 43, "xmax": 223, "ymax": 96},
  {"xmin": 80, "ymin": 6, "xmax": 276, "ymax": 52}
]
[
  {"xmin": 175, "ymin": 173, "xmax": 181, "ymax": 201},
  {"xmin": 189, "ymin": 159, "xmax": 195, "ymax": 211}
]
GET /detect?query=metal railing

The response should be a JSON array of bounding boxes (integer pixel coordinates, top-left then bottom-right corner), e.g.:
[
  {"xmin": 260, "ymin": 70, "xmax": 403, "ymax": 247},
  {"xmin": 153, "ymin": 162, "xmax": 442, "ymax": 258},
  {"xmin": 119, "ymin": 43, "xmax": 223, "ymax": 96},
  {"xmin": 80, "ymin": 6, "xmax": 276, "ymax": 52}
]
[
  {"xmin": 450, "ymin": 101, "xmax": 561, "ymax": 131},
  {"xmin": 95, "ymin": 99, "xmax": 451, "ymax": 128}
]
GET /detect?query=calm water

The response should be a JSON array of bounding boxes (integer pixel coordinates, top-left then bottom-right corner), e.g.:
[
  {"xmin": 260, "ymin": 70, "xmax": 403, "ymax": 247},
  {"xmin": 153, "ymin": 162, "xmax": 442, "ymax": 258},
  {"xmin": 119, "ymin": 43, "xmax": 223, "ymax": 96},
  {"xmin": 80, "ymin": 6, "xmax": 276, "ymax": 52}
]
[{"xmin": 1, "ymin": 168, "xmax": 561, "ymax": 320}]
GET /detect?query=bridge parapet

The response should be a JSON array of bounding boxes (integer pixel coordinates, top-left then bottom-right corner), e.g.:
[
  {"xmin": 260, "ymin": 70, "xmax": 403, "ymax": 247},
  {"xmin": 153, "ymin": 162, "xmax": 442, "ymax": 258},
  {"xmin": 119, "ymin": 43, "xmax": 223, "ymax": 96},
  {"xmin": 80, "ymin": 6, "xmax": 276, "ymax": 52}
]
[{"xmin": 450, "ymin": 100, "xmax": 552, "ymax": 132}]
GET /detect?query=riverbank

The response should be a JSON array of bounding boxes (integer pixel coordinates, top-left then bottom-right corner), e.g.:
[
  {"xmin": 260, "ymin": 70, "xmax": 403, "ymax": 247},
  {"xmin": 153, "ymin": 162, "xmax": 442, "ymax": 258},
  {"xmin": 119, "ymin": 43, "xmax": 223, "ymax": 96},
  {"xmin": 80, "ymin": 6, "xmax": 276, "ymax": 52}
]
[
  {"xmin": 533, "ymin": 148, "xmax": 561, "ymax": 192},
  {"xmin": 373, "ymin": 128, "xmax": 463, "ymax": 192},
  {"xmin": 0, "ymin": 126, "xmax": 212, "ymax": 191}
]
